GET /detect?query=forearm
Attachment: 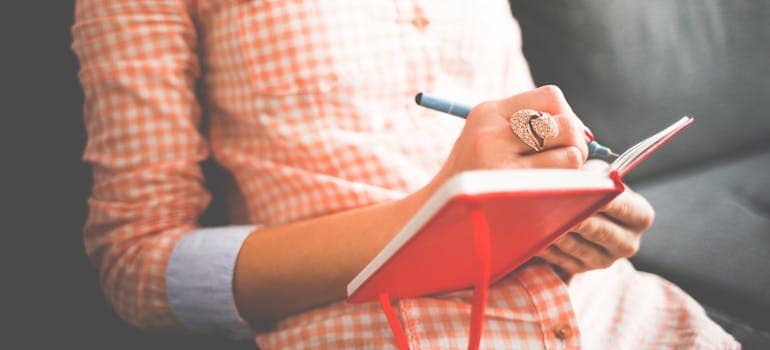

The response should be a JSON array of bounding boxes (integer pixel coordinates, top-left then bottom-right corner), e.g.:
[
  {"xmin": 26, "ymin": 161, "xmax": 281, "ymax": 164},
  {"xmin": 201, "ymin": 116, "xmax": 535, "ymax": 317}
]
[{"xmin": 233, "ymin": 181, "xmax": 439, "ymax": 326}]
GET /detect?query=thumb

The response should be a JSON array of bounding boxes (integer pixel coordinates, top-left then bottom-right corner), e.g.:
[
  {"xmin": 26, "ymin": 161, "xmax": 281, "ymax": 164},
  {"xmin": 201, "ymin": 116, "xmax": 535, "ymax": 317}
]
[{"xmin": 582, "ymin": 159, "xmax": 610, "ymax": 172}]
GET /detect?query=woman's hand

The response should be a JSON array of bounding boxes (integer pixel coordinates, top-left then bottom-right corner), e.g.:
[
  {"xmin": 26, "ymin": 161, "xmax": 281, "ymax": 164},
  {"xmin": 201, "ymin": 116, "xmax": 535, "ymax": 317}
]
[
  {"xmin": 235, "ymin": 86, "xmax": 595, "ymax": 325},
  {"xmin": 537, "ymin": 160, "xmax": 656, "ymax": 278},
  {"xmin": 428, "ymin": 85, "xmax": 589, "ymax": 189}
]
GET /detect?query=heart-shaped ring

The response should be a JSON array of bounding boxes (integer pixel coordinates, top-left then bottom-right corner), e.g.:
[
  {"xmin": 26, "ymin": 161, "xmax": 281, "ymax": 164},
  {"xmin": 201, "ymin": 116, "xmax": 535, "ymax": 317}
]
[{"xmin": 509, "ymin": 109, "xmax": 559, "ymax": 152}]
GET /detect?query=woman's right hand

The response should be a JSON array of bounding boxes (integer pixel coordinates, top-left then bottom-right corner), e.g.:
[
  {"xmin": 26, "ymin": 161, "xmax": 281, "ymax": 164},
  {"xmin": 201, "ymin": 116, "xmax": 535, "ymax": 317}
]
[
  {"xmin": 233, "ymin": 86, "xmax": 592, "ymax": 325},
  {"xmin": 428, "ymin": 85, "xmax": 590, "ymax": 189}
]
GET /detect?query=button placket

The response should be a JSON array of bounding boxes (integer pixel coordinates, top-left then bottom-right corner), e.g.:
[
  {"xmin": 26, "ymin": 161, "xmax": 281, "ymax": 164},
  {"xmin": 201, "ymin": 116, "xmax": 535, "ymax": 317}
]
[{"xmin": 515, "ymin": 263, "xmax": 582, "ymax": 349}]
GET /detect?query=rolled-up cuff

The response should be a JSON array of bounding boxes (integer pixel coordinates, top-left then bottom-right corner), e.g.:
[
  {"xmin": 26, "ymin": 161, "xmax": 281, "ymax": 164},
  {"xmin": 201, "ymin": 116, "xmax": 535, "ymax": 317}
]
[{"xmin": 167, "ymin": 226, "xmax": 254, "ymax": 339}]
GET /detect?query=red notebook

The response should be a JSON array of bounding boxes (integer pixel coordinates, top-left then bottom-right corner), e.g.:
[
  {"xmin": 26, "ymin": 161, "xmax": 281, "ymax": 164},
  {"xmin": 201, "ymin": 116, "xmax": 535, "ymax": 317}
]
[{"xmin": 346, "ymin": 116, "xmax": 693, "ymax": 350}]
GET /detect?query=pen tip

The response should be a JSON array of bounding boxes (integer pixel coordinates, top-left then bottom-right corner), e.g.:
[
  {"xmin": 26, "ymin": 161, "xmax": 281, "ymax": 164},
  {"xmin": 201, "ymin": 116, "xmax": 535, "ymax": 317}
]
[
  {"xmin": 415, "ymin": 92, "xmax": 423, "ymax": 105},
  {"xmin": 609, "ymin": 152, "xmax": 620, "ymax": 158}
]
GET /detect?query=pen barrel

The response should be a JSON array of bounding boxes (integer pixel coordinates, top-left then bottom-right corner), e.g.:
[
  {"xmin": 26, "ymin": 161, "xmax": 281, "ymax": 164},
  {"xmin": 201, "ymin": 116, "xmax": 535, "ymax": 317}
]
[
  {"xmin": 588, "ymin": 141, "xmax": 614, "ymax": 159},
  {"xmin": 415, "ymin": 93, "xmax": 472, "ymax": 118},
  {"xmin": 415, "ymin": 92, "xmax": 616, "ymax": 160}
]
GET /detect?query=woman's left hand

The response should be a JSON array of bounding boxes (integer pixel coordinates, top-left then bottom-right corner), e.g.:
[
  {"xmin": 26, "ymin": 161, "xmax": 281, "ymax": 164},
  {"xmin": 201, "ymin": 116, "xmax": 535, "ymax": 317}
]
[{"xmin": 536, "ymin": 160, "xmax": 655, "ymax": 278}]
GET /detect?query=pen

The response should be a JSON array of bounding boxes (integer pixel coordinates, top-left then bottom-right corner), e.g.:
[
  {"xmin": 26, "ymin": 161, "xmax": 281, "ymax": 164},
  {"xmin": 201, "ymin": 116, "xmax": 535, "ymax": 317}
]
[{"xmin": 415, "ymin": 92, "xmax": 619, "ymax": 160}]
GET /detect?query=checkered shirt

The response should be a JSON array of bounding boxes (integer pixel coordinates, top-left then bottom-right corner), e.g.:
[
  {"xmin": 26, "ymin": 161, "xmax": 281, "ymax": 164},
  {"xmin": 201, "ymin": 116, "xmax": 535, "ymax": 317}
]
[{"xmin": 73, "ymin": 0, "xmax": 738, "ymax": 348}]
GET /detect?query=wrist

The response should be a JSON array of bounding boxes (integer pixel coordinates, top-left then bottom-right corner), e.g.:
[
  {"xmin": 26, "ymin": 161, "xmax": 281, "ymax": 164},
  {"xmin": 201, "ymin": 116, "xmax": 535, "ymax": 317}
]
[{"xmin": 409, "ymin": 176, "xmax": 444, "ymax": 210}]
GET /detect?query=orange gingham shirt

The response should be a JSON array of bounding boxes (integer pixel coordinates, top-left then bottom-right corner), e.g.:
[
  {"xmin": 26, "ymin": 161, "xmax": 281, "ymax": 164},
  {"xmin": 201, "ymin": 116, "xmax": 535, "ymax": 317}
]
[{"xmin": 73, "ymin": 0, "xmax": 738, "ymax": 348}]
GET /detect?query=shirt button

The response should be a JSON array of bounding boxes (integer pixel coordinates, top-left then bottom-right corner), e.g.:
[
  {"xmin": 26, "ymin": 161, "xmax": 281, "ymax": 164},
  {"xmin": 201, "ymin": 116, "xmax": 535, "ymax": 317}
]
[
  {"xmin": 412, "ymin": 16, "xmax": 430, "ymax": 29},
  {"xmin": 552, "ymin": 324, "xmax": 572, "ymax": 340}
]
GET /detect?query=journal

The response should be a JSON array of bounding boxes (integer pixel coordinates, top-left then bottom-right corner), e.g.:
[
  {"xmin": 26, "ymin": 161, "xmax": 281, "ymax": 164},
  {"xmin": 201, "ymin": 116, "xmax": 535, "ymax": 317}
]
[{"xmin": 346, "ymin": 116, "xmax": 693, "ymax": 350}]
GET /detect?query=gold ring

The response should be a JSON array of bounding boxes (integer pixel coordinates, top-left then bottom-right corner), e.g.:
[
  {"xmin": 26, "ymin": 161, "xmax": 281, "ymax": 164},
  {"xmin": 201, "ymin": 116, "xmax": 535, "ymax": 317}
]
[{"xmin": 509, "ymin": 109, "xmax": 559, "ymax": 151}]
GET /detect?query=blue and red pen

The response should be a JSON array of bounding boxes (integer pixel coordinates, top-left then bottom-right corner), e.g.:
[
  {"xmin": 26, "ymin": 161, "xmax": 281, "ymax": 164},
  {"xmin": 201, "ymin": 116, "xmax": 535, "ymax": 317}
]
[{"xmin": 415, "ymin": 92, "xmax": 619, "ymax": 160}]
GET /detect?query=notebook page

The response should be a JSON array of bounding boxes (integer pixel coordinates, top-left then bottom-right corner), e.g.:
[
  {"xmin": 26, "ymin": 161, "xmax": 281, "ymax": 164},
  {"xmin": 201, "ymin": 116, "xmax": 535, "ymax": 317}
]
[{"xmin": 609, "ymin": 116, "xmax": 693, "ymax": 175}]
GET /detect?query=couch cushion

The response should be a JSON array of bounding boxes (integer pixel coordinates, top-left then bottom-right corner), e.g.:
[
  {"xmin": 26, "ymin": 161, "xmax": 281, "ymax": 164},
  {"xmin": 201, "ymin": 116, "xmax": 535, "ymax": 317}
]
[
  {"xmin": 509, "ymin": 0, "xmax": 770, "ymax": 181},
  {"xmin": 704, "ymin": 305, "xmax": 770, "ymax": 349},
  {"xmin": 630, "ymin": 148, "xmax": 770, "ymax": 332}
]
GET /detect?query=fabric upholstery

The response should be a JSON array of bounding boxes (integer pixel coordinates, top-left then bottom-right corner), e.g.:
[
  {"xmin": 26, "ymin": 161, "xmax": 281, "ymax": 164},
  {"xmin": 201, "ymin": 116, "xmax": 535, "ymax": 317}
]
[
  {"xmin": 633, "ymin": 149, "xmax": 770, "ymax": 332},
  {"xmin": 510, "ymin": 0, "xmax": 770, "ymax": 181}
]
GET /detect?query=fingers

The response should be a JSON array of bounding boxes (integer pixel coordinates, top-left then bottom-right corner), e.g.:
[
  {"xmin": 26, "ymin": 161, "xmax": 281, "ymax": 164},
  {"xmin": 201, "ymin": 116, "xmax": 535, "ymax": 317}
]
[
  {"xmin": 469, "ymin": 113, "xmax": 588, "ymax": 164},
  {"xmin": 539, "ymin": 113, "xmax": 588, "ymax": 160},
  {"xmin": 599, "ymin": 190, "xmax": 655, "ymax": 231},
  {"xmin": 574, "ymin": 215, "xmax": 641, "ymax": 258},
  {"xmin": 509, "ymin": 111, "xmax": 589, "ymax": 167},
  {"xmin": 537, "ymin": 245, "xmax": 585, "ymax": 276},
  {"xmin": 540, "ymin": 215, "xmax": 641, "ymax": 276},
  {"xmin": 548, "ymin": 191, "xmax": 652, "ymax": 275},
  {"xmin": 520, "ymin": 146, "xmax": 584, "ymax": 169},
  {"xmin": 538, "ymin": 230, "xmax": 622, "ymax": 277},
  {"xmin": 552, "ymin": 233, "xmax": 615, "ymax": 269},
  {"xmin": 495, "ymin": 86, "xmax": 586, "ymax": 146},
  {"xmin": 463, "ymin": 85, "xmax": 590, "ymax": 169},
  {"xmin": 491, "ymin": 86, "xmax": 588, "ymax": 160},
  {"xmin": 504, "ymin": 113, "xmax": 587, "ymax": 159}
]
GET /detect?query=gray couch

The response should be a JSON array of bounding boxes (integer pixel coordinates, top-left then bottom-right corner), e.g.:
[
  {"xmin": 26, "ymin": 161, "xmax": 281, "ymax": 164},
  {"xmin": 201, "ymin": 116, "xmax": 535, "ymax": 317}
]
[{"xmin": 509, "ymin": 1, "xmax": 770, "ymax": 347}]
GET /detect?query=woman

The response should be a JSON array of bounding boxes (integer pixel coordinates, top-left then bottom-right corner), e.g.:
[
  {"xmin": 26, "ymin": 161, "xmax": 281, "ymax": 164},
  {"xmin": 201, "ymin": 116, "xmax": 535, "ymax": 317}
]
[{"xmin": 73, "ymin": 0, "xmax": 736, "ymax": 348}]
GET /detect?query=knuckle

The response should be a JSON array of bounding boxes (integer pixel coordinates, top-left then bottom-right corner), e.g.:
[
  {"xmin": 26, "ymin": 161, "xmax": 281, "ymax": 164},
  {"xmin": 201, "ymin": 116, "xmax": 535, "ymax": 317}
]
[
  {"xmin": 539, "ymin": 85, "xmax": 565, "ymax": 101},
  {"xmin": 557, "ymin": 114, "xmax": 578, "ymax": 138},
  {"xmin": 597, "ymin": 256, "xmax": 615, "ymax": 269},
  {"xmin": 466, "ymin": 102, "xmax": 498, "ymax": 125},
  {"xmin": 610, "ymin": 196, "xmax": 634, "ymax": 220},
  {"xmin": 554, "ymin": 115, "xmax": 588, "ymax": 161},
  {"xmin": 558, "ymin": 236, "xmax": 578, "ymax": 255},
  {"xmin": 561, "ymin": 236, "xmax": 585, "ymax": 256},
  {"xmin": 472, "ymin": 101, "xmax": 497, "ymax": 116},
  {"xmin": 631, "ymin": 239, "xmax": 640, "ymax": 255},
  {"xmin": 617, "ymin": 201, "xmax": 633, "ymax": 221},
  {"xmin": 574, "ymin": 245, "xmax": 591, "ymax": 261},
  {"xmin": 622, "ymin": 191, "xmax": 655, "ymax": 230},
  {"xmin": 591, "ymin": 221, "xmax": 613, "ymax": 244},
  {"xmin": 566, "ymin": 260, "xmax": 583, "ymax": 274},
  {"xmin": 642, "ymin": 209, "xmax": 655, "ymax": 230},
  {"xmin": 640, "ymin": 198, "xmax": 656, "ymax": 229},
  {"xmin": 576, "ymin": 218, "xmax": 592, "ymax": 232},
  {"xmin": 582, "ymin": 253, "xmax": 600, "ymax": 268},
  {"xmin": 618, "ymin": 239, "xmax": 640, "ymax": 257},
  {"xmin": 576, "ymin": 218, "xmax": 593, "ymax": 238},
  {"xmin": 545, "ymin": 247, "xmax": 564, "ymax": 264},
  {"xmin": 598, "ymin": 227, "xmax": 615, "ymax": 246},
  {"xmin": 536, "ymin": 250, "xmax": 552, "ymax": 262}
]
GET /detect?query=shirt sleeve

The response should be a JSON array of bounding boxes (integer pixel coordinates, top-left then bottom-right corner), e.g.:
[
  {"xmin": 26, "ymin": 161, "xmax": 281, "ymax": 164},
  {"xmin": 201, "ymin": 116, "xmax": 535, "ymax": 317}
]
[
  {"xmin": 167, "ymin": 226, "xmax": 254, "ymax": 339},
  {"xmin": 73, "ymin": 0, "xmax": 253, "ymax": 336}
]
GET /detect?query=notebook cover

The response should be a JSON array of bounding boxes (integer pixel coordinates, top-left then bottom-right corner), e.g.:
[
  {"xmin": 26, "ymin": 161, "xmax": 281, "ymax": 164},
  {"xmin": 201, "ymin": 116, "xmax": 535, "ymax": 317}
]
[
  {"xmin": 347, "ymin": 175, "xmax": 624, "ymax": 303},
  {"xmin": 347, "ymin": 117, "xmax": 693, "ymax": 304}
]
